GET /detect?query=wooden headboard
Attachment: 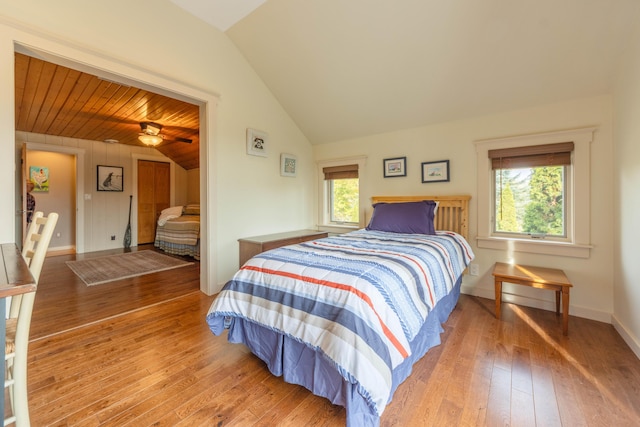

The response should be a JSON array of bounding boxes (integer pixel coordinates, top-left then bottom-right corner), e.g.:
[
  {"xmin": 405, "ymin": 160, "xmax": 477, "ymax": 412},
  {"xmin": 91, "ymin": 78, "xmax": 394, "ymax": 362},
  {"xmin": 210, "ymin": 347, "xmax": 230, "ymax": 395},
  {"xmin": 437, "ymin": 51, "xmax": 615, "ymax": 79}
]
[{"xmin": 370, "ymin": 195, "xmax": 471, "ymax": 241}]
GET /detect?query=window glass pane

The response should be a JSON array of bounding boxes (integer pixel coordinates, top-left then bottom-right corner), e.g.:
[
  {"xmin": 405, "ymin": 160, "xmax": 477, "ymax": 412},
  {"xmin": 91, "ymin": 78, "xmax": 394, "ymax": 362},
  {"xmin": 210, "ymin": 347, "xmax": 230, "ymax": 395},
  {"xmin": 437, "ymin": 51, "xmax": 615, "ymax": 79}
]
[
  {"xmin": 494, "ymin": 166, "xmax": 565, "ymax": 237},
  {"xmin": 330, "ymin": 178, "xmax": 359, "ymax": 223}
]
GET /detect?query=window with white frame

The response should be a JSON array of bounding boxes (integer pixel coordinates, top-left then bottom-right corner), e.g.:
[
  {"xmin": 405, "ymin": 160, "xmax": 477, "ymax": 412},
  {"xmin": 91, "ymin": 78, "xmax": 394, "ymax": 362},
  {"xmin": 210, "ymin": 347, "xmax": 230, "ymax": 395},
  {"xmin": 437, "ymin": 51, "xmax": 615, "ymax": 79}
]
[
  {"xmin": 324, "ymin": 164, "xmax": 359, "ymax": 225},
  {"xmin": 490, "ymin": 142, "xmax": 573, "ymax": 241},
  {"xmin": 317, "ymin": 157, "xmax": 367, "ymax": 231},
  {"xmin": 475, "ymin": 128, "xmax": 594, "ymax": 258}
]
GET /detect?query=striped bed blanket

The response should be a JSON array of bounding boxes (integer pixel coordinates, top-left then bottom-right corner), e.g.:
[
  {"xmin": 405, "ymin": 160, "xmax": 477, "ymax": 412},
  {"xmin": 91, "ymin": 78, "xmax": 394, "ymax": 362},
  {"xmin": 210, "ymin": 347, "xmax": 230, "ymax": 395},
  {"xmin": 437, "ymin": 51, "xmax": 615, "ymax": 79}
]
[
  {"xmin": 154, "ymin": 214, "xmax": 200, "ymax": 246},
  {"xmin": 207, "ymin": 229, "xmax": 473, "ymax": 416}
]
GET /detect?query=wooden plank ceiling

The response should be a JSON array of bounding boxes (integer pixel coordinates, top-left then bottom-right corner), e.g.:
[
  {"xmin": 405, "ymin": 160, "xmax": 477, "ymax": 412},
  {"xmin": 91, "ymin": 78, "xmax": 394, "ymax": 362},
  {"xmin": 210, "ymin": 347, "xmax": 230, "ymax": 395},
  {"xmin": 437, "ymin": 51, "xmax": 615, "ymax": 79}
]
[{"xmin": 14, "ymin": 53, "xmax": 200, "ymax": 170}]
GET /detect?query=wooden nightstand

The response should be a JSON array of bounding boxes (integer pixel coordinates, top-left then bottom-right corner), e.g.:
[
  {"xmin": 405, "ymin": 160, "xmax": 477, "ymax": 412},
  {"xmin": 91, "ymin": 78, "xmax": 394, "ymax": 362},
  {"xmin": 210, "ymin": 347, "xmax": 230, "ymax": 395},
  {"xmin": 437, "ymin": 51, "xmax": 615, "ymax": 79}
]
[{"xmin": 238, "ymin": 229, "xmax": 329, "ymax": 267}]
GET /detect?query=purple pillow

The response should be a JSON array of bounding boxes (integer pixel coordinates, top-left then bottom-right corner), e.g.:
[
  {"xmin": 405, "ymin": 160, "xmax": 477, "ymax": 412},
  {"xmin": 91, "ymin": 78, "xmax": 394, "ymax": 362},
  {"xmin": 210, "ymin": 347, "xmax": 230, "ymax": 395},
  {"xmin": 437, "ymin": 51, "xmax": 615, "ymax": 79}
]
[{"xmin": 366, "ymin": 201, "xmax": 437, "ymax": 234}]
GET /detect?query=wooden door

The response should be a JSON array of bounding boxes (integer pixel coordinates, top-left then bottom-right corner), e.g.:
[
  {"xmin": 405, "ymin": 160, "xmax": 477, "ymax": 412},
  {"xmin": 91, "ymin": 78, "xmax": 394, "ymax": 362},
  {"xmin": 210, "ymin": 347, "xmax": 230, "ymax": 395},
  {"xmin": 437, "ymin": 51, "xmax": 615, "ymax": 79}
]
[{"xmin": 137, "ymin": 160, "xmax": 170, "ymax": 244}]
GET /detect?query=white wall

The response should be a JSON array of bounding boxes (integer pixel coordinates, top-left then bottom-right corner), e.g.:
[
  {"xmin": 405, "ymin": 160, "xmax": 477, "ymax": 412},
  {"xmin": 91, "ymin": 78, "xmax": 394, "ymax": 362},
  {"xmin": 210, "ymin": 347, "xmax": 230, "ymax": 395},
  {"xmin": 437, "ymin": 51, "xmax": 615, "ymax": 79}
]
[
  {"xmin": 613, "ymin": 23, "xmax": 640, "ymax": 357},
  {"xmin": 0, "ymin": 0, "xmax": 315, "ymax": 292},
  {"xmin": 314, "ymin": 95, "xmax": 615, "ymax": 324}
]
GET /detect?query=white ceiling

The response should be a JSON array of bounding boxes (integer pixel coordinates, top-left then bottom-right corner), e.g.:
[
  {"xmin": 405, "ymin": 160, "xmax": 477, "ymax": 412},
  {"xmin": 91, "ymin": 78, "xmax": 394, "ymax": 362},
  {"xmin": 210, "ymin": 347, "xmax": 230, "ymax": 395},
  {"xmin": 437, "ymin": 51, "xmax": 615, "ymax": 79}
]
[
  {"xmin": 172, "ymin": 0, "xmax": 640, "ymax": 145},
  {"xmin": 170, "ymin": 0, "xmax": 266, "ymax": 32}
]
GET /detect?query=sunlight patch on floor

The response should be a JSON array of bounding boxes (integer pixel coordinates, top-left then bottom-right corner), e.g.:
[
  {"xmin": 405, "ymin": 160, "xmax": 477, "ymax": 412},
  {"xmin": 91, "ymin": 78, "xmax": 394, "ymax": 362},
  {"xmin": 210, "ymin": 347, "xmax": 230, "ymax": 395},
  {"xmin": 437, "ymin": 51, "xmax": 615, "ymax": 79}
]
[{"xmin": 510, "ymin": 304, "xmax": 636, "ymax": 420}]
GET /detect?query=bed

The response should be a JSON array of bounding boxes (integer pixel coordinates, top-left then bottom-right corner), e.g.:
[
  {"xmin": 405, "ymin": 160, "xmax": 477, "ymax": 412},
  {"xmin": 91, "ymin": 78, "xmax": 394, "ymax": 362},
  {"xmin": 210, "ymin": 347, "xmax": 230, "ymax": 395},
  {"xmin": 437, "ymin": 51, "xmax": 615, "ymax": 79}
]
[
  {"xmin": 154, "ymin": 204, "xmax": 200, "ymax": 260},
  {"xmin": 206, "ymin": 195, "xmax": 473, "ymax": 426}
]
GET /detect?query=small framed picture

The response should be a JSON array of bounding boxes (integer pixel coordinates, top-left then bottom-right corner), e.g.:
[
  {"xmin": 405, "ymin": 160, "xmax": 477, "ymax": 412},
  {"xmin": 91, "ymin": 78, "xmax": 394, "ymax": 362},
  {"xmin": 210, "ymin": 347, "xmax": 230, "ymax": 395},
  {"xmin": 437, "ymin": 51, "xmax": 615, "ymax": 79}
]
[
  {"xmin": 97, "ymin": 165, "xmax": 124, "ymax": 191},
  {"xmin": 246, "ymin": 128, "xmax": 268, "ymax": 157},
  {"xmin": 280, "ymin": 153, "xmax": 297, "ymax": 177},
  {"xmin": 421, "ymin": 160, "xmax": 450, "ymax": 183},
  {"xmin": 383, "ymin": 157, "xmax": 407, "ymax": 178}
]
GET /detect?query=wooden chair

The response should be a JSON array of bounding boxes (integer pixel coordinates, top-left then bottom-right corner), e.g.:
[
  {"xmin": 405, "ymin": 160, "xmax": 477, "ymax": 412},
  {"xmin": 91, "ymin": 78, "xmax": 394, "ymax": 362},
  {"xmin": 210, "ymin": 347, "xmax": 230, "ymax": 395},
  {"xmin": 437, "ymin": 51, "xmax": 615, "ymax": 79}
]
[{"xmin": 5, "ymin": 211, "xmax": 58, "ymax": 427}]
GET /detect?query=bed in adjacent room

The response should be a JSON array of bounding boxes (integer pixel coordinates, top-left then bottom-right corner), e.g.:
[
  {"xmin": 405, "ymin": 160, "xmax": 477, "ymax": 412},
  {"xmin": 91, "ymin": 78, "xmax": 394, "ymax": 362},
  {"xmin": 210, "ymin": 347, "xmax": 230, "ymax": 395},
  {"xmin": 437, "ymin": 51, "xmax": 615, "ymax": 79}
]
[
  {"xmin": 206, "ymin": 195, "xmax": 473, "ymax": 426},
  {"xmin": 154, "ymin": 204, "xmax": 200, "ymax": 260}
]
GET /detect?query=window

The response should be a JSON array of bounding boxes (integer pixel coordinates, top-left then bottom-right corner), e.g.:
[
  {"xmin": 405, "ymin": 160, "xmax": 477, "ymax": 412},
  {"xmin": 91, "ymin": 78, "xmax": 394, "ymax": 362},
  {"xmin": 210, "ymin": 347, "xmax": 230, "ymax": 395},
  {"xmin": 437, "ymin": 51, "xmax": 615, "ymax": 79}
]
[
  {"xmin": 317, "ymin": 156, "xmax": 367, "ymax": 232},
  {"xmin": 323, "ymin": 164, "xmax": 359, "ymax": 225},
  {"xmin": 490, "ymin": 142, "xmax": 573, "ymax": 241},
  {"xmin": 475, "ymin": 128, "xmax": 594, "ymax": 258}
]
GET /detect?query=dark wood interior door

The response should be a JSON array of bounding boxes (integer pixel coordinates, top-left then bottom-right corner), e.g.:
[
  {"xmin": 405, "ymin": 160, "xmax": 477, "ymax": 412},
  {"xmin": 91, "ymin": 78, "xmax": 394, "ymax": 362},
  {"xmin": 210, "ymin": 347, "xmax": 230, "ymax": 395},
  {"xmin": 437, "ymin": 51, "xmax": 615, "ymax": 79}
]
[{"xmin": 137, "ymin": 160, "xmax": 170, "ymax": 244}]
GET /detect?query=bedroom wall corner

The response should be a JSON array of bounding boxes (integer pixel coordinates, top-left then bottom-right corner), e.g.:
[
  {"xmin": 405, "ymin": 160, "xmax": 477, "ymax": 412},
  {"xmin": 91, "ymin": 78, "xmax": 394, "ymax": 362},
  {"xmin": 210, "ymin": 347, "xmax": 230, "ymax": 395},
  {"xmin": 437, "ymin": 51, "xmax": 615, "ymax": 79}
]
[
  {"xmin": 612, "ymin": 15, "xmax": 640, "ymax": 359},
  {"xmin": 313, "ymin": 95, "xmax": 616, "ymax": 326}
]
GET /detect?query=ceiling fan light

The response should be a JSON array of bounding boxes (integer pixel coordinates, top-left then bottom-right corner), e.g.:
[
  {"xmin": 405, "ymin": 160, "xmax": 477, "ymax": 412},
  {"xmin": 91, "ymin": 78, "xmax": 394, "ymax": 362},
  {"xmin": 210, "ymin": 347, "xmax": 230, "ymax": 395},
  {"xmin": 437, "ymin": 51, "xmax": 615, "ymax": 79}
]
[
  {"xmin": 140, "ymin": 122, "xmax": 162, "ymax": 136},
  {"xmin": 138, "ymin": 134, "xmax": 163, "ymax": 146}
]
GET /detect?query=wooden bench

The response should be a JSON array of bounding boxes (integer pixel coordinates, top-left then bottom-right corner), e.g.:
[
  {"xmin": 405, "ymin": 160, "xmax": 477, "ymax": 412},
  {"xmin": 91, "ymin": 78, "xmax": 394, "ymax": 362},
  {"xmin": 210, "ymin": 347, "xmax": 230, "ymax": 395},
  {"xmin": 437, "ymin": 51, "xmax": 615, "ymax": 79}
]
[{"xmin": 492, "ymin": 262, "xmax": 573, "ymax": 335}]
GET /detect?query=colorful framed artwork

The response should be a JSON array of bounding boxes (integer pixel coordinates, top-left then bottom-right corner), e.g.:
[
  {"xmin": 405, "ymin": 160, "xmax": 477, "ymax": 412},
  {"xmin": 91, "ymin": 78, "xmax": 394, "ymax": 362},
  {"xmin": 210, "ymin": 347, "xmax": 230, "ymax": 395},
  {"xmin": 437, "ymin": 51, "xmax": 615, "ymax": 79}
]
[{"xmin": 29, "ymin": 166, "xmax": 50, "ymax": 192}]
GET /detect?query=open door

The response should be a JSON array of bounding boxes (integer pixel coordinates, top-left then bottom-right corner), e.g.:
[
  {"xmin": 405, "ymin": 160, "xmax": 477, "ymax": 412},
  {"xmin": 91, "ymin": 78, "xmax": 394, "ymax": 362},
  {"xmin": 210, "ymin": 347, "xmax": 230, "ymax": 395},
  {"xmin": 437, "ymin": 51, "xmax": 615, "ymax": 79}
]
[{"xmin": 15, "ymin": 144, "xmax": 27, "ymax": 247}]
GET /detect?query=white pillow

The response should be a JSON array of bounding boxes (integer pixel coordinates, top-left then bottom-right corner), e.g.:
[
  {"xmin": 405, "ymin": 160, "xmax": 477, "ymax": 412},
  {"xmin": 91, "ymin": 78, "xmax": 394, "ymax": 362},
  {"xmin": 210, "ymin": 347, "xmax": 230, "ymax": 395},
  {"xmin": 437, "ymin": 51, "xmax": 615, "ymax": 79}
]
[{"xmin": 158, "ymin": 206, "xmax": 183, "ymax": 226}]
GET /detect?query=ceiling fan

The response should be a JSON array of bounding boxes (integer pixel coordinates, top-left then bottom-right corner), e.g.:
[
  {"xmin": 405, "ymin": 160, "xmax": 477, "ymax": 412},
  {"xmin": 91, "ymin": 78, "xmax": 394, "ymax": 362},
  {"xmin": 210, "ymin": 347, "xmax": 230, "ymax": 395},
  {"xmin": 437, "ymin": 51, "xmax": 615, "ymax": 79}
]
[{"xmin": 138, "ymin": 122, "xmax": 193, "ymax": 146}]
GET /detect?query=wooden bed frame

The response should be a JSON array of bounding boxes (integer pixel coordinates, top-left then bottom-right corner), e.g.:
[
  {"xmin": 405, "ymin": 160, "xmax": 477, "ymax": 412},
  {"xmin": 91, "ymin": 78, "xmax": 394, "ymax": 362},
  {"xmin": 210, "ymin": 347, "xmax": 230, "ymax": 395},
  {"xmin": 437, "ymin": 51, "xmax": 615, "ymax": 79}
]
[{"xmin": 370, "ymin": 195, "xmax": 470, "ymax": 240}]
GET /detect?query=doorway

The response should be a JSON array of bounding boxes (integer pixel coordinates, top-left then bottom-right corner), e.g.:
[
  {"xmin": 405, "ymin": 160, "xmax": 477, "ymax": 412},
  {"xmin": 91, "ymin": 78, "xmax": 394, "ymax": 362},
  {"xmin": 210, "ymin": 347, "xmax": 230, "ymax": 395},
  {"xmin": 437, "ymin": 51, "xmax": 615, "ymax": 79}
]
[
  {"xmin": 17, "ymin": 142, "xmax": 86, "ymax": 254},
  {"xmin": 9, "ymin": 40, "xmax": 216, "ymax": 295},
  {"xmin": 24, "ymin": 150, "xmax": 77, "ymax": 252}
]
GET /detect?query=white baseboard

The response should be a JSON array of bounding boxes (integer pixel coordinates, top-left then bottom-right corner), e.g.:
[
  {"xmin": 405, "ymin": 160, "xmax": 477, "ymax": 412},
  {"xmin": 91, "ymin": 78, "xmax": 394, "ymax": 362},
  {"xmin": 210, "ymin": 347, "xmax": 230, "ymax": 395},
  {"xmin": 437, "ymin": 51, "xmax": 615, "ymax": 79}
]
[
  {"xmin": 460, "ymin": 285, "xmax": 611, "ymax": 324},
  {"xmin": 612, "ymin": 315, "xmax": 640, "ymax": 360}
]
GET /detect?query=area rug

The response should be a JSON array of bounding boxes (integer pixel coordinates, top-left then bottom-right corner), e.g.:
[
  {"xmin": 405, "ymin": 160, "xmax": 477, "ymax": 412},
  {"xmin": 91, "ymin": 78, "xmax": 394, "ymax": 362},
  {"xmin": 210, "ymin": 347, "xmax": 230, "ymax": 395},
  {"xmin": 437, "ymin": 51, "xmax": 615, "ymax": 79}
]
[{"xmin": 66, "ymin": 251, "xmax": 193, "ymax": 286}]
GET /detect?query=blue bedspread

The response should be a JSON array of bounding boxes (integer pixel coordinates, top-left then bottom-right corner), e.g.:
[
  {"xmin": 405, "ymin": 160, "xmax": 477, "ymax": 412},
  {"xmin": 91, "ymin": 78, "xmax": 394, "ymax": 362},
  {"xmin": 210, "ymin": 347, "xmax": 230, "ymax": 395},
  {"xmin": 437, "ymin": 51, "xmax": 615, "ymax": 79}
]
[{"xmin": 207, "ymin": 229, "xmax": 474, "ymax": 421}]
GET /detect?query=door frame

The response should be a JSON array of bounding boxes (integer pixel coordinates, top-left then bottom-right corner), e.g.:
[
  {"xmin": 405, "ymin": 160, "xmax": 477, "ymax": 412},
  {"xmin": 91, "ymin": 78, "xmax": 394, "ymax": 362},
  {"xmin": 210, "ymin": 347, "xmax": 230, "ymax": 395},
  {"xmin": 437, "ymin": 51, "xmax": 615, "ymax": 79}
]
[
  {"xmin": 4, "ymin": 29, "xmax": 218, "ymax": 295},
  {"xmin": 23, "ymin": 142, "xmax": 86, "ymax": 253}
]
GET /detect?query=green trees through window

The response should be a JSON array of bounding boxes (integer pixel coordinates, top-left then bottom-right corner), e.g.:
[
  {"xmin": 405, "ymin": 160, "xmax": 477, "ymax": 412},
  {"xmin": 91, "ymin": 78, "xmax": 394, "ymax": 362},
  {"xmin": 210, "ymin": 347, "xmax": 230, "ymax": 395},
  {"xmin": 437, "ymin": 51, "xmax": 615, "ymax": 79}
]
[
  {"xmin": 495, "ymin": 166, "xmax": 565, "ymax": 237},
  {"xmin": 330, "ymin": 178, "xmax": 359, "ymax": 223}
]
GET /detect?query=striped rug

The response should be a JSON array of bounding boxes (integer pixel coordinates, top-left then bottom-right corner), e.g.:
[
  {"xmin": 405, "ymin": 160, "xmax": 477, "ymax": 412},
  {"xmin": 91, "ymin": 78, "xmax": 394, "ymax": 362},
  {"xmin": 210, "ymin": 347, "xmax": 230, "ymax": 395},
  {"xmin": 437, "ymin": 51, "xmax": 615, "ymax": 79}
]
[{"xmin": 66, "ymin": 250, "xmax": 193, "ymax": 286}]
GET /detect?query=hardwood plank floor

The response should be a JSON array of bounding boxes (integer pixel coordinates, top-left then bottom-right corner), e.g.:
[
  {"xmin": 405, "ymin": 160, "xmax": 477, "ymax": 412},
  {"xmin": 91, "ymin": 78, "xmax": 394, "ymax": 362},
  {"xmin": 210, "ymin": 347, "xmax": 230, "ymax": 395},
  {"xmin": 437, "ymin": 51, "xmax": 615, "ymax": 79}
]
[
  {"xmin": 20, "ymin": 249, "xmax": 640, "ymax": 426},
  {"xmin": 29, "ymin": 245, "xmax": 201, "ymax": 341}
]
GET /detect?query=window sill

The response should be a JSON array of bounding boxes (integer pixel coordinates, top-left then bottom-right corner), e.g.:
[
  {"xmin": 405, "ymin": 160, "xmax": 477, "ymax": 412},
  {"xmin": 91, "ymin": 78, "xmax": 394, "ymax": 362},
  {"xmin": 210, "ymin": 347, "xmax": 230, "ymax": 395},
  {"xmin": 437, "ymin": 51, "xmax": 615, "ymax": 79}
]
[
  {"xmin": 318, "ymin": 224, "xmax": 359, "ymax": 234},
  {"xmin": 476, "ymin": 236, "xmax": 592, "ymax": 258}
]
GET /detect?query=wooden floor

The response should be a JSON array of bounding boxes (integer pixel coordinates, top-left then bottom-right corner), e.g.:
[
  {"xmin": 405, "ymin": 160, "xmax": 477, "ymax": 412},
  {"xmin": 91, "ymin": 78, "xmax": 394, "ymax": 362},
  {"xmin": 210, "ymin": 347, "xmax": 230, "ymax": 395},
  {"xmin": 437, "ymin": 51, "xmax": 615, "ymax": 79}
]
[{"xmin": 20, "ymin": 247, "xmax": 640, "ymax": 426}]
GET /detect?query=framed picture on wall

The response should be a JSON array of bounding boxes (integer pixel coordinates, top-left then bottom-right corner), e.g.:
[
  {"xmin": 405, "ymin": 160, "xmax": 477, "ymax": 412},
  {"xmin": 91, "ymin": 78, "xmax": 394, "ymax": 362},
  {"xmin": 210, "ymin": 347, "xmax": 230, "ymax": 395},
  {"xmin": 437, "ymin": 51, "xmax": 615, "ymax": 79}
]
[
  {"xmin": 421, "ymin": 160, "xmax": 450, "ymax": 183},
  {"xmin": 280, "ymin": 153, "xmax": 297, "ymax": 177},
  {"xmin": 97, "ymin": 165, "xmax": 123, "ymax": 192},
  {"xmin": 247, "ymin": 128, "xmax": 269, "ymax": 157},
  {"xmin": 383, "ymin": 157, "xmax": 407, "ymax": 178},
  {"xmin": 29, "ymin": 166, "xmax": 50, "ymax": 192}
]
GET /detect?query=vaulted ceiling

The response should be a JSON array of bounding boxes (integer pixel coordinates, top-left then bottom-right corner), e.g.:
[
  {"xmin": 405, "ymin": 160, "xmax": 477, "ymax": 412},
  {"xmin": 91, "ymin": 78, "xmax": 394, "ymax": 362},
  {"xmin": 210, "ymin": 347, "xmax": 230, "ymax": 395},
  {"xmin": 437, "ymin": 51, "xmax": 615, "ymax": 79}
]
[
  {"xmin": 14, "ymin": 0, "xmax": 640, "ymax": 167},
  {"xmin": 180, "ymin": 0, "xmax": 640, "ymax": 145},
  {"xmin": 14, "ymin": 53, "xmax": 200, "ymax": 170}
]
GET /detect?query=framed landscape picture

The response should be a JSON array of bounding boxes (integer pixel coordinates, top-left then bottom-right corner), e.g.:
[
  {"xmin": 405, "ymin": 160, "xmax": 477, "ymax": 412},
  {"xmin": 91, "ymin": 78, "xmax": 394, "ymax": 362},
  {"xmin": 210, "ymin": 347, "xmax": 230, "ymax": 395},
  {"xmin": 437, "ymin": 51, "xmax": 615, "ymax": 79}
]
[
  {"xmin": 421, "ymin": 160, "xmax": 450, "ymax": 183},
  {"xmin": 383, "ymin": 157, "xmax": 407, "ymax": 178}
]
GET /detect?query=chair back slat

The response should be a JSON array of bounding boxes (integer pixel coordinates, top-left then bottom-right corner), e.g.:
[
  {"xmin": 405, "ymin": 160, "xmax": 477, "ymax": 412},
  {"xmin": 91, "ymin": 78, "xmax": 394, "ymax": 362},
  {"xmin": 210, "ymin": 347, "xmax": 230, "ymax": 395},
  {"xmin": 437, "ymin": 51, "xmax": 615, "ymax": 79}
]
[
  {"xmin": 21, "ymin": 211, "xmax": 58, "ymax": 283},
  {"xmin": 6, "ymin": 211, "xmax": 57, "ymax": 427}
]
